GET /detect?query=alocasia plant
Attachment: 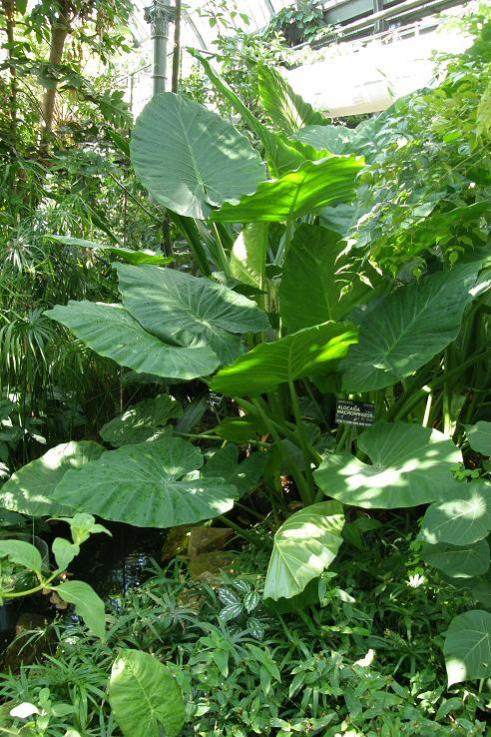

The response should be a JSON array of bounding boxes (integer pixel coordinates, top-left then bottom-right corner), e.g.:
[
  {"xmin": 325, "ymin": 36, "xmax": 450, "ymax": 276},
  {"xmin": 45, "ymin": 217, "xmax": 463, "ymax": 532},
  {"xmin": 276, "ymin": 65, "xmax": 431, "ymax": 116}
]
[{"xmin": 2, "ymin": 35, "xmax": 490, "ymax": 686}]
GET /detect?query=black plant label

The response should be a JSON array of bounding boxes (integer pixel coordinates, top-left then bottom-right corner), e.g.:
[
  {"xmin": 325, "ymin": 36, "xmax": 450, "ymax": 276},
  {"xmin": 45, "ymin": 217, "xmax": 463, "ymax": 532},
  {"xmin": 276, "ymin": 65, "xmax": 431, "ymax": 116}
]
[{"xmin": 336, "ymin": 400, "xmax": 375, "ymax": 427}]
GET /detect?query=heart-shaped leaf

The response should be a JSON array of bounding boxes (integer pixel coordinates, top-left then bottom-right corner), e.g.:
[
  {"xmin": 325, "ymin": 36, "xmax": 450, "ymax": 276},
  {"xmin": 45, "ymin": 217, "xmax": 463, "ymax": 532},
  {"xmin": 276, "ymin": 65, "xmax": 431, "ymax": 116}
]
[
  {"xmin": 0, "ymin": 441, "xmax": 104, "ymax": 517},
  {"xmin": 131, "ymin": 92, "xmax": 265, "ymax": 219},
  {"xmin": 466, "ymin": 421, "xmax": 491, "ymax": 456},
  {"xmin": 264, "ymin": 502, "xmax": 345, "ymax": 601},
  {"xmin": 420, "ymin": 481, "xmax": 491, "ymax": 546},
  {"xmin": 109, "ymin": 649, "xmax": 185, "ymax": 737},
  {"xmin": 52, "ymin": 438, "xmax": 238, "ymax": 528},
  {"xmin": 46, "ymin": 302, "xmax": 219, "ymax": 380},
  {"xmin": 422, "ymin": 540, "xmax": 490, "ymax": 578},
  {"xmin": 212, "ymin": 322, "xmax": 358, "ymax": 397},
  {"xmin": 202, "ymin": 445, "xmax": 268, "ymax": 497},
  {"xmin": 342, "ymin": 263, "xmax": 483, "ymax": 392},
  {"xmin": 258, "ymin": 65, "xmax": 326, "ymax": 135},
  {"xmin": 100, "ymin": 395, "xmax": 182, "ymax": 447},
  {"xmin": 293, "ymin": 125, "xmax": 356, "ymax": 154},
  {"xmin": 314, "ymin": 422, "xmax": 461, "ymax": 509},
  {"xmin": 117, "ymin": 265, "xmax": 269, "ymax": 365},
  {"xmin": 212, "ymin": 156, "xmax": 363, "ymax": 223},
  {"xmin": 444, "ymin": 610, "xmax": 491, "ymax": 685},
  {"xmin": 279, "ymin": 224, "xmax": 376, "ymax": 331},
  {"xmin": 191, "ymin": 50, "xmax": 320, "ymax": 177}
]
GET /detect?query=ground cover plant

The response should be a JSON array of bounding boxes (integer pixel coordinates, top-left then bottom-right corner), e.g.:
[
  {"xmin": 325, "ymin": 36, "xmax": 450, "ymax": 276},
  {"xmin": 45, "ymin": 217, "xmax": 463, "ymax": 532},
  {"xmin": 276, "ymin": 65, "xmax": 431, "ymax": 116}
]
[
  {"xmin": 1, "ymin": 538, "xmax": 490, "ymax": 737},
  {"xmin": 0, "ymin": 2, "xmax": 490, "ymax": 736}
]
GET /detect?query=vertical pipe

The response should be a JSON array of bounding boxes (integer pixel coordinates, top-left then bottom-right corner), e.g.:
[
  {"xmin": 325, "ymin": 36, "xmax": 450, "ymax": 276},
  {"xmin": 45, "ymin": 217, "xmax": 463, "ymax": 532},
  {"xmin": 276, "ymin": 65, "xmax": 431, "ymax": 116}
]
[
  {"xmin": 144, "ymin": 0, "xmax": 175, "ymax": 95},
  {"xmin": 373, "ymin": 0, "xmax": 386, "ymax": 33},
  {"xmin": 172, "ymin": 0, "xmax": 182, "ymax": 93}
]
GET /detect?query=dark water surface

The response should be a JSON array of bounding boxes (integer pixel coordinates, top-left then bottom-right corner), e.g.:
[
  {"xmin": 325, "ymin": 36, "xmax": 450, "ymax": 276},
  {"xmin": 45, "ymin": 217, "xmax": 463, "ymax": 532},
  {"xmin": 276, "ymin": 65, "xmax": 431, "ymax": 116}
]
[{"xmin": 0, "ymin": 523, "xmax": 166, "ymax": 659}]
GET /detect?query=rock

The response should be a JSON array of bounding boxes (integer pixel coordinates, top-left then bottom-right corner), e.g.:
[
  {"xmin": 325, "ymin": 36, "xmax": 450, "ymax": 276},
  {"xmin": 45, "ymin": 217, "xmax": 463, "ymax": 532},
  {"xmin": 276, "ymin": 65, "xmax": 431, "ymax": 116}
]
[
  {"xmin": 15, "ymin": 612, "xmax": 48, "ymax": 635},
  {"xmin": 187, "ymin": 527, "xmax": 234, "ymax": 559},
  {"xmin": 188, "ymin": 551, "xmax": 237, "ymax": 580},
  {"xmin": 161, "ymin": 526, "xmax": 192, "ymax": 562}
]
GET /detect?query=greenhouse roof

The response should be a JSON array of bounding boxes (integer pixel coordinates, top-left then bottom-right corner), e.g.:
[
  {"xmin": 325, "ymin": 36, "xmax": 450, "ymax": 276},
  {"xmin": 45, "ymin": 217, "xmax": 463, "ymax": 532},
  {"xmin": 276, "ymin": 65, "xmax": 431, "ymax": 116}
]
[
  {"xmin": 126, "ymin": 0, "xmax": 472, "ymax": 117},
  {"xmin": 130, "ymin": 0, "xmax": 292, "ymax": 50}
]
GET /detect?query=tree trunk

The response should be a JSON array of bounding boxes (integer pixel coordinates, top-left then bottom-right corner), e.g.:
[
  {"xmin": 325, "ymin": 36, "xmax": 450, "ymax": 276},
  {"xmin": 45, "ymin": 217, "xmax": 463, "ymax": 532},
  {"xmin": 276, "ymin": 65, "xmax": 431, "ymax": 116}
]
[
  {"xmin": 41, "ymin": 20, "xmax": 69, "ymax": 141},
  {"xmin": 1, "ymin": 0, "xmax": 18, "ymax": 138}
]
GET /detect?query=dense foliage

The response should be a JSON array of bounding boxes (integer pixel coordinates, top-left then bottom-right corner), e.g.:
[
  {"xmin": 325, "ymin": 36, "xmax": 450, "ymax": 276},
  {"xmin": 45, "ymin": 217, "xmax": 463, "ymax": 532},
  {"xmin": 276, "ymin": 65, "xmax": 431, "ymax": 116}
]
[
  {"xmin": 0, "ymin": 3, "xmax": 490, "ymax": 736},
  {"xmin": 2, "ymin": 539, "xmax": 490, "ymax": 737},
  {"xmin": 0, "ymin": 0, "xmax": 163, "ymax": 472}
]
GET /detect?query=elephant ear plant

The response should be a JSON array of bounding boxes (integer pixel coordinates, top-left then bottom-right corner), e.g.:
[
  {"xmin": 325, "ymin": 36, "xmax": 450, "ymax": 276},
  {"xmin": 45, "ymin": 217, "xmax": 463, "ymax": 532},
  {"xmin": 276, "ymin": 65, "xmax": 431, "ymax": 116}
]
[{"xmin": 0, "ymin": 71, "xmax": 490, "ymax": 697}]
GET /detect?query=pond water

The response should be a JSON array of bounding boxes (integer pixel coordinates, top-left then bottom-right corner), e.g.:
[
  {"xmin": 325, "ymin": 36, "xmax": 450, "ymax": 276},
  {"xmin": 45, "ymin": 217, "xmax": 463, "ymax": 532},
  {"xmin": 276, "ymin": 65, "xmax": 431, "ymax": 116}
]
[{"xmin": 0, "ymin": 523, "xmax": 167, "ymax": 661}]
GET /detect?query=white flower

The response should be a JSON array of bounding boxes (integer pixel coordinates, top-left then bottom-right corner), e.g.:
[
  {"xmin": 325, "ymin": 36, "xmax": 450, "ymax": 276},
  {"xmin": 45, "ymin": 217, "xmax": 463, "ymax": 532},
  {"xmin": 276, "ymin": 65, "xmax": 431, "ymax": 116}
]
[
  {"xmin": 10, "ymin": 703, "xmax": 40, "ymax": 719},
  {"xmin": 407, "ymin": 573, "xmax": 426, "ymax": 588}
]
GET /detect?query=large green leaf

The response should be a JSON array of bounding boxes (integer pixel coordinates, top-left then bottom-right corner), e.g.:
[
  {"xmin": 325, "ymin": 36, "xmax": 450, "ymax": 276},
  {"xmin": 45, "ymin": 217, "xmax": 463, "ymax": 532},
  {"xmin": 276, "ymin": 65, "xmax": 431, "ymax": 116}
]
[
  {"xmin": 117, "ymin": 265, "xmax": 269, "ymax": 365},
  {"xmin": 422, "ymin": 540, "xmax": 490, "ymax": 578},
  {"xmin": 46, "ymin": 302, "xmax": 219, "ymax": 380},
  {"xmin": 212, "ymin": 322, "xmax": 358, "ymax": 397},
  {"xmin": 211, "ymin": 156, "xmax": 364, "ymax": 224},
  {"xmin": 230, "ymin": 223, "xmax": 269, "ymax": 289},
  {"xmin": 0, "ymin": 441, "xmax": 103, "ymax": 517},
  {"xmin": 109, "ymin": 649, "xmax": 185, "ymax": 737},
  {"xmin": 293, "ymin": 125, "xmax": 356, "ymax": 155},
  {"xmin": 191, "ymin": 50, "xmax": 319, "ymax": 177},
  {"xmin": 342, "ymin": 263, "xmax": 483, "ymax": 392},
  {"xmin": 444, "ymin": 610, "xmax": 491, "ymax": 685},
  {"xmin": 202, "ymin": 445, "xmax": 268, "ymax": 497},
  {"xmin": 52, "ymin": 437, "xmax": 238, "ymax": 529},
  {"xmin": 279, "ymin": 224, "xmax": 375, "ymax": 331},
  {"xmin": 420, "ymin": 481, "xmax": 491, "ymax": 546},
  {"xmin": 130, "ymin": 92, "xmax": 265, "ymax": 219},
  {"xmin": 263, "ymin": 502, "xmax": 345, "ymax": 600},
  {"xmin": 53, "ymin": 580, "xmax": 106, "ymax": 641},
  {"xmin": 258, "ymin": 65, "xmax": 326, "ymax": 135},
  {"xmin": 47, "ymin": 236, "xmax": 171, "ymax": 265},
  {"xmin": 314, "ymin": 422, "xmax": 461, "ymax": 509},
  {"xmin": 100, "ymin": 395, "xmax": 182, "ymax": 447},
  {"xmin": 466, "ymin": 421, "xmax": 491, "ymax": 456}
]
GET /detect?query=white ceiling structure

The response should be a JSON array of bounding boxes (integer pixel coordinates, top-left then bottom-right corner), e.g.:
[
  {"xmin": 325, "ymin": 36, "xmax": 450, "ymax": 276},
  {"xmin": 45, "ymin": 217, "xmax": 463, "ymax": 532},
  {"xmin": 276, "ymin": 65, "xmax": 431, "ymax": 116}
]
[
  {"xmin": 285, "ymin": 16, "xmax": 472, "ymax": 115},
  {"xmin": 127, "ymin": 0, "xmax": 471, "ymax": 117},
  {"xmin": 130, "ymin": 0, "xmax": 291, "ymax": 49},
  {"xmin": 128, "ymin": 0, "xmax": 294, "ymax": 114}
]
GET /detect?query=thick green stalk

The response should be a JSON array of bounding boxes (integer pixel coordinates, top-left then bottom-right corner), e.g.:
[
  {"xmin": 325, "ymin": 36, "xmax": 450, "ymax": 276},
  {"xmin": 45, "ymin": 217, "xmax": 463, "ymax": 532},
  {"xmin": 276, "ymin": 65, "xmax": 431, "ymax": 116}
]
[
  {"xmin": 218, "ymin": 516, "xmax": 265, "ymax": 549},
  {"xmin": 250, "ymin": 398, "xmax": 313, "ymax": 507},
  {"xmin": 212, "ymin": 223, "xmax": 232, "ymax": 279},
  {"xmin": 391, "ymin": 347, "xmax": 491, "ymax": 423},
  {"xmin": 288, "ymin": 379, "xmax": 315, "ymax": 503}
]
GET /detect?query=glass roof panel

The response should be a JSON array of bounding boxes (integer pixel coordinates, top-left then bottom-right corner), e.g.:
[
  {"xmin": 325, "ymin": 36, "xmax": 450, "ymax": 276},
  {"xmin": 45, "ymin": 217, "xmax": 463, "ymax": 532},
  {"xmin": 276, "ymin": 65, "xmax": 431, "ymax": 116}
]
[{"xmin": 130, "ymin": 0, "xmax": 294, "ymax": 48}]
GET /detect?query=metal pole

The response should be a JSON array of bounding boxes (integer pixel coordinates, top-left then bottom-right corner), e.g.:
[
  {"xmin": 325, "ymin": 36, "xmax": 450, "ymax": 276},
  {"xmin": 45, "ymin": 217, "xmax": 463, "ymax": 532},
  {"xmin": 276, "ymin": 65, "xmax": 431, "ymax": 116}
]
[
  {"xmin": 373, "ymin": 0, "xmax": 386, "ymax": 34},
  {"xmin": 144, "ymin": 0, "xmax": 175, "ymax": 95}
]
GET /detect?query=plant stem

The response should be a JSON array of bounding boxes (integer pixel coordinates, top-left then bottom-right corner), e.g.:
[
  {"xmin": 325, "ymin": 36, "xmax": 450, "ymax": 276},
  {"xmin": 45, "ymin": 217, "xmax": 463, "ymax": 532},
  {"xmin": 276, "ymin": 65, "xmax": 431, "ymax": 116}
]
[
  {"xmin": 390, "ymin": 347, "xmax": 491, "ymax": 422},
  {"xmin": 175, "ymin": 431, "xmax": 271, "ymax": 449},
  {"xmin": 212, "ymin": 223, "xmax": 232, "ymax": 279},
  {"xmin": 442, "ymin": 348, "xmax": 452, "ymax": 435},
  {"xmin": 218, "ymin": 516, "xmax": 265, "ymax": 549},
  {"xmin": 250, "ymin": 398, "xmax": 312, "ymax": 507},
  {"xmin": 288, "ymin": 379, "xmax": 315, "ymax": 504}
]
